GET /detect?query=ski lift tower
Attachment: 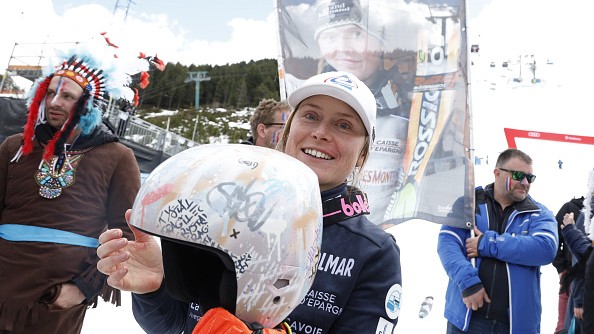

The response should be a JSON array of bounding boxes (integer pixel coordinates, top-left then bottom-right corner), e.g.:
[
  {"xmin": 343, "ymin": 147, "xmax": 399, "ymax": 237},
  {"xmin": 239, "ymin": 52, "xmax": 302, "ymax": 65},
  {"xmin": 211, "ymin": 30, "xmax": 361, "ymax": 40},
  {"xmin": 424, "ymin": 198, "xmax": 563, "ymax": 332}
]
[
  {"xmin": 425, "ymin": 4, "xmax": 459, "ymax": 62},
  {"xmin": 113, "ymin": 0, "xmax": 136, "ymax": 22},
  {"xmin": 186, "ymin": 71, "xmax": 210, "ymax": 142},
  {"xmin": 0, "ymin": 42, "xmax": 46, "ymax": 95}
]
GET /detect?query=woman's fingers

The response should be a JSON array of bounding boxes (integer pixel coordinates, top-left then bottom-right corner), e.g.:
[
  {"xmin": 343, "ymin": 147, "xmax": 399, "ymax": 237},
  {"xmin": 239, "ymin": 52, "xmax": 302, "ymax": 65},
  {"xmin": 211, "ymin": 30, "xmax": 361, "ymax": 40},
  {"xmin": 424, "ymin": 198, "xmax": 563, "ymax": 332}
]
[
  {"xmin": 106, "ymin": 266, "xmax": 129, "ymax": 289},
  {"xmin": 97, "ymin": 235, "xmax": 127, "ymax": 257},
  {"xmin": 98, "ymin": 228, "xmax": 123, "ymax": 245},
  {"xmin": 97, "ymin": 248, "xmax": 129, "ymax": 273}
]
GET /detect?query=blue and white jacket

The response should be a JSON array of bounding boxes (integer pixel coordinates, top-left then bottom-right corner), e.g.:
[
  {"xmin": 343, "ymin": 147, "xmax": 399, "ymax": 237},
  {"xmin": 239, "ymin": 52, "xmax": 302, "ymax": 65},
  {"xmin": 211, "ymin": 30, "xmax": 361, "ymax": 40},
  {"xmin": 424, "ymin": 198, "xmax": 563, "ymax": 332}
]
[{"xmin": 437, "ymin": 184, "xmax": 557, "ymax": 334}]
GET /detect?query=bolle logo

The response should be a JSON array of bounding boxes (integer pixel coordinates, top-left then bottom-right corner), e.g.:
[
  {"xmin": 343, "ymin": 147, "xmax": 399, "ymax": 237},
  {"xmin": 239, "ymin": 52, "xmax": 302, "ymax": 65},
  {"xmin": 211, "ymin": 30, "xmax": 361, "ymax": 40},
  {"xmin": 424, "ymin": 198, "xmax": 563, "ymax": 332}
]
[
  {"xmin": 528, "ymin": 132, "xmax": 540, "ymax": 138},
  {"xmin": 340, "ymin": 194, "xmax": 370, "ymax": 216},
  {"xmin": 325, "ymin": 74, "xmax": 357, "ymax": 91}
]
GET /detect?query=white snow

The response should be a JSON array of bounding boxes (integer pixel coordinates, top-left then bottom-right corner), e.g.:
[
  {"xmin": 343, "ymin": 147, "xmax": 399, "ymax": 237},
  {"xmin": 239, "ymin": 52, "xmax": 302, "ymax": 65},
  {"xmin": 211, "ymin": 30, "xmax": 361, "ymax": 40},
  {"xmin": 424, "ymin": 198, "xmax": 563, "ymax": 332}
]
[{"xmin": 144, "ymin": 109, "xmax": 179, "ymax": 118}]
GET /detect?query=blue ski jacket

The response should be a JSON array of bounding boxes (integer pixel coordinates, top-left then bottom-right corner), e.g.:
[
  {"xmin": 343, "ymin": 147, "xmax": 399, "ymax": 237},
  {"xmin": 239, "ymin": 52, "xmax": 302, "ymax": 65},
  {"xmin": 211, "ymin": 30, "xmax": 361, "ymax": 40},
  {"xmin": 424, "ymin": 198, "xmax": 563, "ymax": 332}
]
[
  {"xmin": 438, "ymin": 185, "xmax": 557, "ymax": 334},
  {"xmin": 131, "ymin": 184, "xmax": 402, "ymax": 334}
]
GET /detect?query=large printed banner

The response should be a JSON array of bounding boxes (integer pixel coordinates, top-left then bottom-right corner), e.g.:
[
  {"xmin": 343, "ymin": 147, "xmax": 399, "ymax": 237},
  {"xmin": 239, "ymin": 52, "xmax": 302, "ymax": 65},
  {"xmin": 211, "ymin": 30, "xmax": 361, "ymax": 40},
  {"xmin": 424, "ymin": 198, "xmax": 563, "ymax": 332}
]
[{"xmin": 276, "ymin": 0, "xmax": 474, "ymax": 228}]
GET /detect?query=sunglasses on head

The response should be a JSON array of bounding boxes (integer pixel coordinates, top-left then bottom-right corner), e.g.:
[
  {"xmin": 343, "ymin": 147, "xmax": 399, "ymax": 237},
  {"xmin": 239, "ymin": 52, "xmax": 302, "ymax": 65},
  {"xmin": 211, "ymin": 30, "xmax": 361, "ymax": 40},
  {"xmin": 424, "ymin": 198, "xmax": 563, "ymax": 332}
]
[{"xmin": 498, "ymin": 167, "xmax": 536, "ymax": 183}]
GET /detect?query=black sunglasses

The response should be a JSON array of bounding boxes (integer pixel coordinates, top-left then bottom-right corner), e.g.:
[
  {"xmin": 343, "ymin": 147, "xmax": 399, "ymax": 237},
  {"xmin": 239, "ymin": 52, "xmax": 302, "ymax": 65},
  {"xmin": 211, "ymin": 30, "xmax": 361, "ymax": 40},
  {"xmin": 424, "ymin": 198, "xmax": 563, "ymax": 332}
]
[
  {"xmin": 498, "ymin": 167, "xmax": 536, "ymax": 183},
  {"xmin": 263, "ymin": 123, "xmax": 285, "ymax": 127}
]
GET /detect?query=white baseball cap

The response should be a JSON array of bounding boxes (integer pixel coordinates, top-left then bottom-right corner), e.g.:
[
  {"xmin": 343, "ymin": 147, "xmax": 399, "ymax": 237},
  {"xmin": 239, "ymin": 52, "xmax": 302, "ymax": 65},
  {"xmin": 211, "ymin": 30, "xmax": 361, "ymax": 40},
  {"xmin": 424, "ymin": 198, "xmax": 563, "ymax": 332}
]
[{"xmin": 288, "ymin": 71, "xmax": 376, "ymax": 141}]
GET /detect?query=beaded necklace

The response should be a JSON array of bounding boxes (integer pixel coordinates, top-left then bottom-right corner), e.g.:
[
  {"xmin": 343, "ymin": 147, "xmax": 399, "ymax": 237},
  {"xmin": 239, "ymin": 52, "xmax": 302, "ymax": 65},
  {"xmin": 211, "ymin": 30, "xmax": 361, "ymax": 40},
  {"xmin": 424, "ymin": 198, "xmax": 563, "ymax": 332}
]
[{"xmin": 35, "ymin": 153, "xmax": 83, "ymax": 199}]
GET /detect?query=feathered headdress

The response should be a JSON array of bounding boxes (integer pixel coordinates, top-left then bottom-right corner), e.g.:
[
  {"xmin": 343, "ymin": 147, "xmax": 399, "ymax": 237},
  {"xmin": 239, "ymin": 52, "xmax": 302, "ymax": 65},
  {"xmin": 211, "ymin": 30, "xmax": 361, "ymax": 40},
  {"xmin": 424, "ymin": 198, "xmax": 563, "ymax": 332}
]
[{"xmin": 13, "ymin": 37, "xmax": 165, "ymax": 162}]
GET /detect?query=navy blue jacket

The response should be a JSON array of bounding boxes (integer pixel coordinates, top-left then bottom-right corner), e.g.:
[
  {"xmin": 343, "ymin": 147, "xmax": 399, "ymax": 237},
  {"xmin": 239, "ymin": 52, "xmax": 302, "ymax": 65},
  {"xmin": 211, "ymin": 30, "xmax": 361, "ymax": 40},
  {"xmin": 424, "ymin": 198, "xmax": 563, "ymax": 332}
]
[
  {"xmin": 132, "ymin": 184, "xmax": 402, "ymax": 334},
  {"xmin": 562, "ymin": 213, "xmax": 593, "ymax": 310},
  {"xmin": 553, "ymin": 197, "xmax": 584, "ymax": 275},
  {"xmin": 583, "ymin": 247, "xmax": 594, "ymax": 332}
]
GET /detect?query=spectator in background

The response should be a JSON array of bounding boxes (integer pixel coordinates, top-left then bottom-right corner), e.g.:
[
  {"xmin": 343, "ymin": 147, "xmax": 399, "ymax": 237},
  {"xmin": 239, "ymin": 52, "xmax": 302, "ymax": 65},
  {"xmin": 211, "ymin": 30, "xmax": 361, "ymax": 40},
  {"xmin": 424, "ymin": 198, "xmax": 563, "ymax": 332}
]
[
  {"xmin": 564, "ymin": 170, "xmax": 594, "ymax": 334},
  {"xmin": 438, "ymin": 148, "xmax": 557, "ymax": 334},
  {"xmin": 0, "ymin": 50, "xmax": 141, "ymax": 333},
  {"xmin": 243, "ymin": 98, "xmax": 290, "ymax": 148},
  {"xmin": 554, "ymin": 196, "xmax": 585, "ymax": 334},
  {"xmin": 583, "ymin": 239, "xmax": 594, "ymax": 332},
  {"xmin": 115, "ymin": 100, "xmax": 136, "ymax": 138},
  {"xmin": 559, "ymin": 210, "xmax": 592, "ymax": 334}
]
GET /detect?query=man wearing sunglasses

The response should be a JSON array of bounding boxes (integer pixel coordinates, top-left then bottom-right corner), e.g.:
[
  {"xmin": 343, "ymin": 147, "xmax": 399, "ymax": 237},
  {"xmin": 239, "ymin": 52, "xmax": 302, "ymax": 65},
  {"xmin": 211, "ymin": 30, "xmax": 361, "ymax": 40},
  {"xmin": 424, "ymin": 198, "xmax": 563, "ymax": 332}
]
[
  {"xmin": 438, "ymin": 148, "xmax": 558, "ymax": 334},
  {"xmin": 243, "ymin": 98, "xmax": 290, "ymax": 148}
]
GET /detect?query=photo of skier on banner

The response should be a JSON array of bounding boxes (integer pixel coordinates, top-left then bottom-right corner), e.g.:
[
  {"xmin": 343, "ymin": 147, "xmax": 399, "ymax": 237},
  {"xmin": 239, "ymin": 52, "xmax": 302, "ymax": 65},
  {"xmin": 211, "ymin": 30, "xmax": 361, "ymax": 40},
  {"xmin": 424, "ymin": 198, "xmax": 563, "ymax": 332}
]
[
  {"xmin": 277, "ymin": 0, "xmax": 473, "ymax": 228},
  {"xmin": 313, "ymin": 0, "xmax": 415, "ymax": 228}
]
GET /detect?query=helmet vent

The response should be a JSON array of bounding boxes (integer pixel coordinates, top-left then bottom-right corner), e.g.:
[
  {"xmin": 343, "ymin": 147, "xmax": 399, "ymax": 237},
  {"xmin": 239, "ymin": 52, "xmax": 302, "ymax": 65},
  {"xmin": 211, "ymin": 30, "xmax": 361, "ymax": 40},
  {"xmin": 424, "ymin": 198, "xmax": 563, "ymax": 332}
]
[{"xmin": 273, "ymin": 279, "xmax": 290, "ymax": 289}]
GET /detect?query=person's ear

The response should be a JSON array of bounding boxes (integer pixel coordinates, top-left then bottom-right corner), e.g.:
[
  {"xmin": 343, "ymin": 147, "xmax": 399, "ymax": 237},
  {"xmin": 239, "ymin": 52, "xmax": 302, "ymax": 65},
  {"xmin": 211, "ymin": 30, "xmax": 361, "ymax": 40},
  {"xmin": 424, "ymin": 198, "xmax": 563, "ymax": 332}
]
[
  {"xmin": 494, "ymin": 168, "xmax": 501, "ymax": 179},
  {"xmin": 256, "ymin": 123, "xmax": 267, "ymax": 140}
]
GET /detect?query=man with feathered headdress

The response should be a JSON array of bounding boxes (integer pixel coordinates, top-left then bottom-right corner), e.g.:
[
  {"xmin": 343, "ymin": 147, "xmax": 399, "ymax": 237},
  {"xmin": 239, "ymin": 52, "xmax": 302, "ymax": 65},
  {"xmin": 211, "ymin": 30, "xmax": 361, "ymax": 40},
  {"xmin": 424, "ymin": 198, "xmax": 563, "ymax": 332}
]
[{"xmin": 0, "ymin": 48, "xmax": 147, "ymax": 333}]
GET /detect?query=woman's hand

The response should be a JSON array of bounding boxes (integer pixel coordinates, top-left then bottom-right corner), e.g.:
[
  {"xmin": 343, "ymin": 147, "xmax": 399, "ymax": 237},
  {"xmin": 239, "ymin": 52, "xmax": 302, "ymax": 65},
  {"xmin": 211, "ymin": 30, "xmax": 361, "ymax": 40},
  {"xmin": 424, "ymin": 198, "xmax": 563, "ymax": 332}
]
[{"xmin": 97, "ymin": 209, "xmax": 164, "ymax": 294}]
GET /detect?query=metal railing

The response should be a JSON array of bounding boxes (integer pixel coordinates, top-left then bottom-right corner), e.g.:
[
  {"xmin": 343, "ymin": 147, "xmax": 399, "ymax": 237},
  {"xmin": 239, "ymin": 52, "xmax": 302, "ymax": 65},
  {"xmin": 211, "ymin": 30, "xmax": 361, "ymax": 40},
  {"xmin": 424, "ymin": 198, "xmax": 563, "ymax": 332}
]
[{"xmin": 105, "ymin": 101, "xmax": 197, "ymax": 156}]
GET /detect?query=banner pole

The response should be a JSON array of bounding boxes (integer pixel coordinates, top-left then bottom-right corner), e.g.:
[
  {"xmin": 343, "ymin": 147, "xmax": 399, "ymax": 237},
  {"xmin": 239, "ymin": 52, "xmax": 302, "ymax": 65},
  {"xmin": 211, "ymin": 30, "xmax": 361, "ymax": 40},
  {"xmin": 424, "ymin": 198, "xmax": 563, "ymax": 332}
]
[{"xmin": 470, "ymin": 226, "xmax": 476, "ymax": 267}]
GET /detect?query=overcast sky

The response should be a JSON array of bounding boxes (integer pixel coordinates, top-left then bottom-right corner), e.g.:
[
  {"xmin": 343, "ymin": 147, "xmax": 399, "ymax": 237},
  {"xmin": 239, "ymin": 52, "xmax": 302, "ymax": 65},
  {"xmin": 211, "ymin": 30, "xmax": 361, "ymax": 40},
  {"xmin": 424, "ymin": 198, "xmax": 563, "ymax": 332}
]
[
  {"xmin": 1, "ymin": 0, "xmax": 590, "ymax": 90},
  {"xmin": 2, "ymin": 0, "xmax": 277, "ymax": 67}
]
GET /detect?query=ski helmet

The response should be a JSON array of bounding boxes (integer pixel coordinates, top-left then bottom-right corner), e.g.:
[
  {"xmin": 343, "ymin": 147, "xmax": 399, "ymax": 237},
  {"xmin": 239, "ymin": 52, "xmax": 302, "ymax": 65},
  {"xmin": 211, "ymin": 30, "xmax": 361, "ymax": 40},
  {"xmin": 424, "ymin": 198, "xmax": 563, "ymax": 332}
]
[{"xmin": 129, "ymin": 144, "xmax": 323, "ymax": 328}]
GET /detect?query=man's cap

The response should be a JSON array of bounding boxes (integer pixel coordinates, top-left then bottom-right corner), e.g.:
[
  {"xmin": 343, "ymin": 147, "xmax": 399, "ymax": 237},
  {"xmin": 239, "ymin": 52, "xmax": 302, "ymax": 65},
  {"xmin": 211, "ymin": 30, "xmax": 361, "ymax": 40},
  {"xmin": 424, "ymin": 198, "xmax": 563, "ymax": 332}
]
[{"xmin": 288, "ymin": 71, "xmax": 376, "ymax": 141}]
